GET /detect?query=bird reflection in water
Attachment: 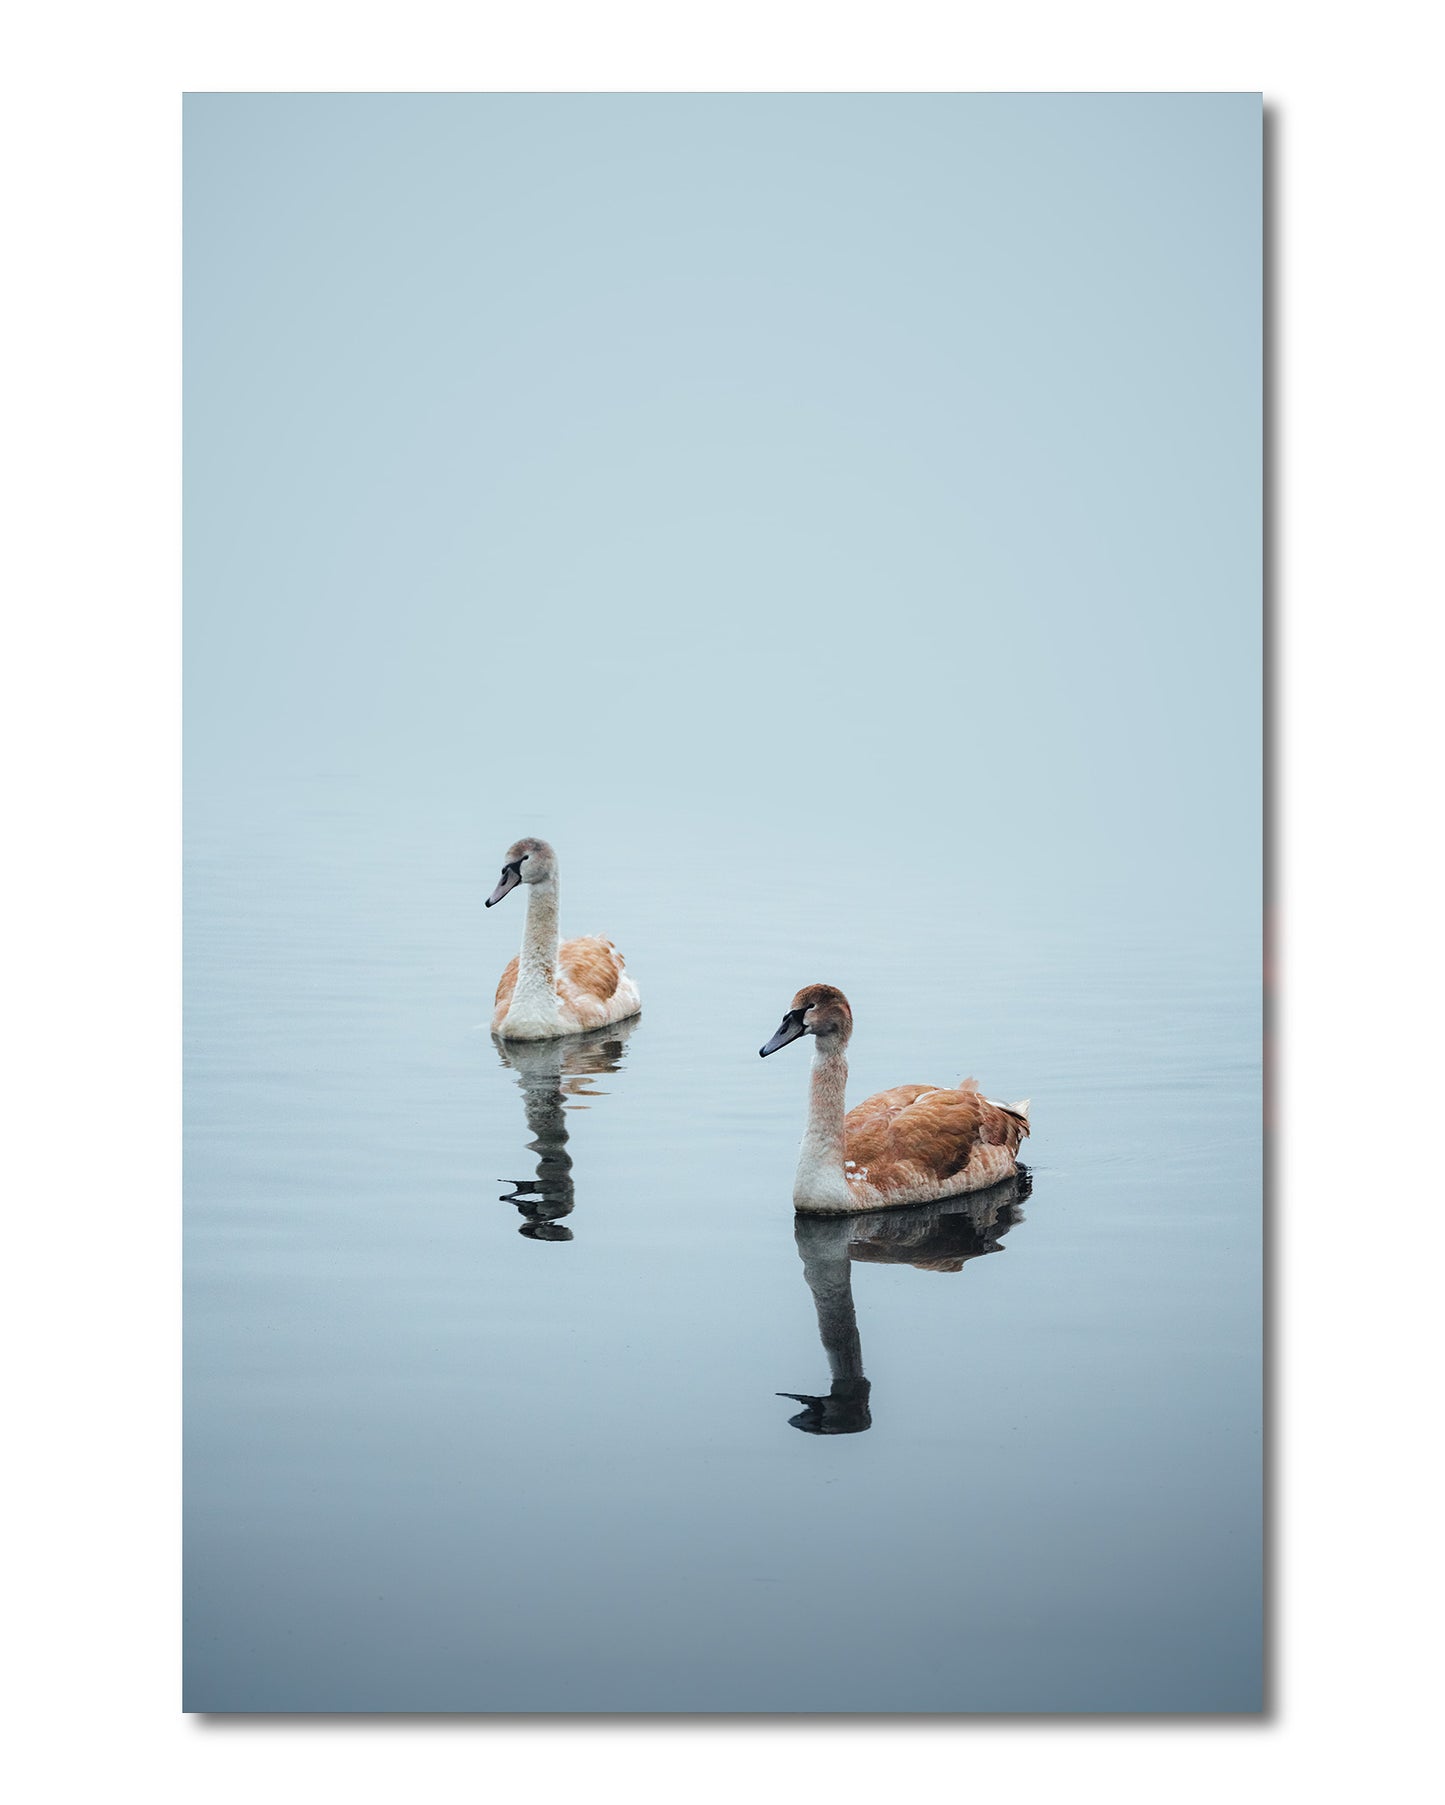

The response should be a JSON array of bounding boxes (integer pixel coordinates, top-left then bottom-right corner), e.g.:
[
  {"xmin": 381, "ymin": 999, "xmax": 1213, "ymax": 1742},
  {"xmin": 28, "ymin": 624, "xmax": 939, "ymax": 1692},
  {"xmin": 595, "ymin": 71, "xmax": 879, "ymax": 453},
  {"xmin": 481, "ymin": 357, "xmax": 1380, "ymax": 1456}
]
[
  {"xmin": 782, "ymin": 1170, "xmax": 1031, "ymax": 1433},
  {"xmin": 493, "ymin": 1018, "xmax": 637, "ymax": 1240}
]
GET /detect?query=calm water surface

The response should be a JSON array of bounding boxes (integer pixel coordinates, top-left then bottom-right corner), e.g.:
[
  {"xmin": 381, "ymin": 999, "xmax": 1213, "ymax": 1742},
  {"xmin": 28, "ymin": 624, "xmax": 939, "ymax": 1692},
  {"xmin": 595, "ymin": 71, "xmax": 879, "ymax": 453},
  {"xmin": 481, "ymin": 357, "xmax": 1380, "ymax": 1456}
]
[{"xmin": 184, "ymin": 784, "xmax": 1262, "ymax": 1712}]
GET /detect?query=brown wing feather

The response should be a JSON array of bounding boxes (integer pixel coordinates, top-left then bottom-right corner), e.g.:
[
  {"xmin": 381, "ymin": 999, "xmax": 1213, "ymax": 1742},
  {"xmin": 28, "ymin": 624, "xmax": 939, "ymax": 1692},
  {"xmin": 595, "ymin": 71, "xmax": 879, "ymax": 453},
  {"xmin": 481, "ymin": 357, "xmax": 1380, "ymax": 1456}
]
[
  {"xmin": 845, "ymin": 1085, "xmax": 939, "ymax": 1151},
  {"xmin": 558, "ymin": 935, "xmax": 623, "ymax": 1004},
  {"xmin": 846, "ymin": 1083, "xmax": 1028, "ymax": 1191},
  {"xmin": 494, "ymin": 954, "xmax": 520, "ymax": 1010}
]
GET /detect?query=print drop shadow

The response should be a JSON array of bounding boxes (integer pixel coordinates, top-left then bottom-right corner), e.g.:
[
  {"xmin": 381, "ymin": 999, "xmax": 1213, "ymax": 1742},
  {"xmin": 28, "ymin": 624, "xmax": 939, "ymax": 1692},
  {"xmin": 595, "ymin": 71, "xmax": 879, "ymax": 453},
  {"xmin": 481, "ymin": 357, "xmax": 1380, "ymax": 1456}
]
[
  {"xmin": 782, "ymin": 1168, "xmax": 1031, "ymax": 1434},
  {"xmin": 493, "ymin": 1017, "xmax": 637, "ymax": 1240}
]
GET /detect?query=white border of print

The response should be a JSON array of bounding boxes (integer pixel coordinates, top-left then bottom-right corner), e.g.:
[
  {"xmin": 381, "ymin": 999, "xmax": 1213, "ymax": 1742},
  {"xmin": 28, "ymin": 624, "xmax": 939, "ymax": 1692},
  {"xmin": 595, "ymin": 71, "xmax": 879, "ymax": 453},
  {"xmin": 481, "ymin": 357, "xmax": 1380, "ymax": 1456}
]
[{"xmin": 3, "ymin": 3, "xmax": 1442, "ymax": 1803}]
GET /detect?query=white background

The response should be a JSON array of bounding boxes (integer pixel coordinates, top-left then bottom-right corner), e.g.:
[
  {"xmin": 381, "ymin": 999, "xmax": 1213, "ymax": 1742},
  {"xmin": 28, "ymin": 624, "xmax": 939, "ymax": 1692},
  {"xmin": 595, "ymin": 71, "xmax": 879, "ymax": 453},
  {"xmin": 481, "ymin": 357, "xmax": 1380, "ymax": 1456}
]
[{"xmin": 2, "ymin": 3, "xmax": 1441, "ymax": 1801}]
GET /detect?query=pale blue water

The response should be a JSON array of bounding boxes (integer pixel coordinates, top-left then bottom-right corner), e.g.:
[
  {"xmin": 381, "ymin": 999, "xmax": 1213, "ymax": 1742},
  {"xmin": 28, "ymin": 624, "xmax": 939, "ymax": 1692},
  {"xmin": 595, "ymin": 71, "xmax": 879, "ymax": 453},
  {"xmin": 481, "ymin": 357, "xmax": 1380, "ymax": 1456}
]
[
  {"xmin": 184, "ymin": 91, "xmax": 1261, "ymax": 1712},
  {"xmin": 183, "ymin": 782, "xmax": 1262, "ymax": 1712}
]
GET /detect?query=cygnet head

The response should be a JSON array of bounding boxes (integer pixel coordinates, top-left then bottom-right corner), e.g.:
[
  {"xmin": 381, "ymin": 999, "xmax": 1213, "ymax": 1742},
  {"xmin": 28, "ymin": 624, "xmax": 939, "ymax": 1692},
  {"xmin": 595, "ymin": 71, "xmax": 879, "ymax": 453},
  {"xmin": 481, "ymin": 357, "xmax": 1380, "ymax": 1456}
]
[
  {"xmin": 759, "ymin": 984, "xmax": 854, "ymax": 1057},
  {"xmin": 486, "ymin": 837, "xmax": 557, "ymax": 907}
]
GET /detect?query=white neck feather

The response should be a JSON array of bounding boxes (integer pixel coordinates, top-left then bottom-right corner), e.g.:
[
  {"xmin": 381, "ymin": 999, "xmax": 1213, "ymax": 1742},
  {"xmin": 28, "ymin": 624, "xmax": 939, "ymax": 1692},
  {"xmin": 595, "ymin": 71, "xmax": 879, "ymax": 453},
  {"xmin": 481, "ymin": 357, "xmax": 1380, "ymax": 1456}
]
[
  {"xmin": 508, "ymin": 876, "xmax": 562, "ymax": 1023},
  {"xmin": 794, "ymin": 1038, "xmax": 857, "ymax": 1211}
]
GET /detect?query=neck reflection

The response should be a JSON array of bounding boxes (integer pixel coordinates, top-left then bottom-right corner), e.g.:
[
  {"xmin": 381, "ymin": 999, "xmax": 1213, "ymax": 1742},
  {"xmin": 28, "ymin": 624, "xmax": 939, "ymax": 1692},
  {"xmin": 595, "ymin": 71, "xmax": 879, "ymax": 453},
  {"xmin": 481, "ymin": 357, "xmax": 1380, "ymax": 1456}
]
[
  {"xmin": 782, "ymin": 1170, "xmax": 1031, "ymax": 1433},
  {"xmin": 493, "ymin": 1018, "xmax": 636, "ymax": 1241}
]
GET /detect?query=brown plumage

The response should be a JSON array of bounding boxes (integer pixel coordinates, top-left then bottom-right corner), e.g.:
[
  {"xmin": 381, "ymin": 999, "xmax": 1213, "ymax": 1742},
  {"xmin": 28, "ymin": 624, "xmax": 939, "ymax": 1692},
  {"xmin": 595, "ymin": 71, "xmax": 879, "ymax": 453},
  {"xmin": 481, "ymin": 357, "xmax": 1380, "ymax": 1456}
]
[
  {"xmin": 843, "ymin": 1077, "xmax": 1030, "ymax": 1203},
  {"xmin": 487, "ymin": 837, "xmax": 641, "ymax": 1040},
  {"xmin": 492, "ymin": 934, "xmax": 629, "ymax": 1032},
  {"xmin": 762, "ymin": 982, "xmax": 1030, "ymax": 1213}
]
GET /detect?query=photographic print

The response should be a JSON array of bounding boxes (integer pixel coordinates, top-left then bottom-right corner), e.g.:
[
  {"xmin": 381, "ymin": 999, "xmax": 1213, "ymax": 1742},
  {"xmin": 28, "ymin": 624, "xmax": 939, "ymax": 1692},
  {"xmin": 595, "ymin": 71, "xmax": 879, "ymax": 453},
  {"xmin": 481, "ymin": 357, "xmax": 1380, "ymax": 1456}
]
[{"xmin": 183, "ymin": 92, "xmax": 1263, "ymax": 1713}]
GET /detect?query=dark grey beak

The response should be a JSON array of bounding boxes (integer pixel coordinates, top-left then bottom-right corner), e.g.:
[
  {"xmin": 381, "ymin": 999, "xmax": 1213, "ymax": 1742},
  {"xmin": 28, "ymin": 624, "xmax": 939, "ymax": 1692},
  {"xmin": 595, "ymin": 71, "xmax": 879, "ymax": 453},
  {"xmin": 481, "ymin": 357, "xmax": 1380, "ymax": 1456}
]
[
  {"xmin": 760, "ymin": 1010, "xmax": 807, "ymax": 1057},
  {"xmin": 486, "ymin": 865, "xmax": 521, "ymax": 908}
]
